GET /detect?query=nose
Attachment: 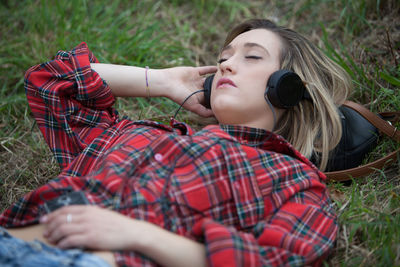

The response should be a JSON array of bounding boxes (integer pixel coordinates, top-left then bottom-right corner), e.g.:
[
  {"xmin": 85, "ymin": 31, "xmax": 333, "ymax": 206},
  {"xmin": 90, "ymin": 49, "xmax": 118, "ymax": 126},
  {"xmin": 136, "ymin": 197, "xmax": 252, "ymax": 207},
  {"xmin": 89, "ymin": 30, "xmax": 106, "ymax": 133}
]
[{"xmin": 219, "ymin": 58, "xmax": 235, "ymax": 74}]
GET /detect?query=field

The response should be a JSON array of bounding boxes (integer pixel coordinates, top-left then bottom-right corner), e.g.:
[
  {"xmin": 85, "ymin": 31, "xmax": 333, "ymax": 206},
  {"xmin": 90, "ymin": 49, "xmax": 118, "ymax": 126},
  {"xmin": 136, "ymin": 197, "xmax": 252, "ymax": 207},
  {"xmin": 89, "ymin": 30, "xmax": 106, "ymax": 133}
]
[{"xmin": 0, "ymin": 0, "xmax": 399, "ymax": 265}]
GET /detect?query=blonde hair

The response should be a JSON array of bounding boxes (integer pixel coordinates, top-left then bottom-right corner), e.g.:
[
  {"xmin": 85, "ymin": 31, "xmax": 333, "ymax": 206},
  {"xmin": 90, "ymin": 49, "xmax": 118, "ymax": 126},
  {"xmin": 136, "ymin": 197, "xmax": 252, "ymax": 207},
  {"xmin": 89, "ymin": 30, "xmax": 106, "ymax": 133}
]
[{"xmin": 223, "ymin": 19, "xmax": 352, "ymax": 171}]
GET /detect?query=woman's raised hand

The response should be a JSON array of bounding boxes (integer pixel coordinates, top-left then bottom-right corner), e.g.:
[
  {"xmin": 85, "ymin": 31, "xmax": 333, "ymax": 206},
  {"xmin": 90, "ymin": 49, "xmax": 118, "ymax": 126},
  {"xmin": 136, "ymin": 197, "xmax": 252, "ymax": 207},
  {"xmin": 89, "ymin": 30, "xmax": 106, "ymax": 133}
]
[
  {"xmin": 163, "ymin": 66, "xmax": 217, "ymax": 117},
  {"xmin": 91, "ymin": 63, "xmax": 216, "ymax": 117}
]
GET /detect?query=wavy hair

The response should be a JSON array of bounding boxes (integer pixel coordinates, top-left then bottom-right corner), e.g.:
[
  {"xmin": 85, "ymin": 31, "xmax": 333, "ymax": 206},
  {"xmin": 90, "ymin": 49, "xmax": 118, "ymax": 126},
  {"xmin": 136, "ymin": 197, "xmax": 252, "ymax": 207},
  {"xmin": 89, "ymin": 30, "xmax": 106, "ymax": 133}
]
[{"xmin": 223, "ymin": 19, "xmax": 352, "ymax": 171}]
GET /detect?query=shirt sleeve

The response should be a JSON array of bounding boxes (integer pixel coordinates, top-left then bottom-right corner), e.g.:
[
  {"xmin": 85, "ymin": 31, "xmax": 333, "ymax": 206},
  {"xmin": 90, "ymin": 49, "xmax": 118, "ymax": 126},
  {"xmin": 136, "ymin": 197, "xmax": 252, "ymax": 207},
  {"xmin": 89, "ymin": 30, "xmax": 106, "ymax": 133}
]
[
  {"xmin": 192, "ymin": 179, "xmax": 337, "ymax": 267},
  {"xmin": 24, "ymin": 42, "xmax": 118, "ymax": 170}
]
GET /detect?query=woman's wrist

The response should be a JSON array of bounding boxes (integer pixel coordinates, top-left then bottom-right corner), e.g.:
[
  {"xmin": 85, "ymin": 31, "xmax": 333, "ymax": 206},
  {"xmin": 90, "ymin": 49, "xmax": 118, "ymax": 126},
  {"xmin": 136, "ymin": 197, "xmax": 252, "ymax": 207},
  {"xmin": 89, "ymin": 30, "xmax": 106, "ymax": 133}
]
[
  {"xmin": 131, "ymin": 220, "xmax": 206, "ymax": 267},
  {"xmin": 90, "ymin": 63, "xmax": 172, "ymax": 98},
  {"xmin": 126, "ymin": 220, "xmax": 157, "ymax": 251},
  {"xmin": 146, "ymin": 68, "xmax": 171, "ymax": 98}
]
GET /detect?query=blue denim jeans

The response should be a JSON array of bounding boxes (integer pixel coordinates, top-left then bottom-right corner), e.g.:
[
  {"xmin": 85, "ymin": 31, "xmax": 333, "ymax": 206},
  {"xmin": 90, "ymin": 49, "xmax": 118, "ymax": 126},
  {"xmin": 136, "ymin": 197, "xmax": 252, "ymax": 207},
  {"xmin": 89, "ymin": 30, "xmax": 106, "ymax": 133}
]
[{"xmin": 0, "ymin": 227, "xmax": 110, "ymax": 267}]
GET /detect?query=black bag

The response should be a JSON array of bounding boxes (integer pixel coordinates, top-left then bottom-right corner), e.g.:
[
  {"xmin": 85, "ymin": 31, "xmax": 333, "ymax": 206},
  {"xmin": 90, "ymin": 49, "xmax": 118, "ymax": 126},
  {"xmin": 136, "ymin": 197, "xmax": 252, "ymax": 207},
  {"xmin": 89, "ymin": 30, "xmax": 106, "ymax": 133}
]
[
  {"xmin": 316, "ymin": 101, "xmax": 400, "ymax": 181},
  {"xmin": 325, "ymin": 105, "xmax": 379, "ymax": 171}
]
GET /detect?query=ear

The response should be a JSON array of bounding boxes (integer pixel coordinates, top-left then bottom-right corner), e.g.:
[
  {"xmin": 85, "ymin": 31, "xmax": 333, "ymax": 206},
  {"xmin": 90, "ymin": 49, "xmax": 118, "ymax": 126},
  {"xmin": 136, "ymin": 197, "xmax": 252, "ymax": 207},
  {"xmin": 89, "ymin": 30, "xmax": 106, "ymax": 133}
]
[
  {"xmin": 203, "ymin": 74, "xmax": 214, "ymax": 109},
  {"xmin": 266, "ymin": 70, "xmax": 307, "ymax": 108}
]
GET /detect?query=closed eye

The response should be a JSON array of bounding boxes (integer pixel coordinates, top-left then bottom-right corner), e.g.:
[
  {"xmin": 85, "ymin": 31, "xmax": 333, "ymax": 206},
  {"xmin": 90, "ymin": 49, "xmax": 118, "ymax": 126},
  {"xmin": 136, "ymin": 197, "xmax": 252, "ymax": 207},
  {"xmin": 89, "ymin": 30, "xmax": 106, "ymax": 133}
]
[
  {"xmin": 245, "ymin": 56, "xmax": 262, "ymax": 60},
  {"xmin": 217, "ymin": 56, "xmax": 261, "ymax": 64},
  {"xmin": 217, "ymin": 58, "xmax": 227, "ymax": 64}
]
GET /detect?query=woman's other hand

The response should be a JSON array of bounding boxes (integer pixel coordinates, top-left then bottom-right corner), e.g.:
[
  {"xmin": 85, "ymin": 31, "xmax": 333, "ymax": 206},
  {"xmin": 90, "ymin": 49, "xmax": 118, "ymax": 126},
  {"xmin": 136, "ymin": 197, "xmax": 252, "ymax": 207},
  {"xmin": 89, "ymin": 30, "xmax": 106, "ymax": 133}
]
[
  {"xmin": 164, "ymin": 66, "xmax": 216, "ymax": 117},
  {"xmin": 40, "ymin": 205, "xmax": 207, "ymax": 267},
  {"xmin": 40, "ymin": 205, "xmax": 147, "ymax": 251}
]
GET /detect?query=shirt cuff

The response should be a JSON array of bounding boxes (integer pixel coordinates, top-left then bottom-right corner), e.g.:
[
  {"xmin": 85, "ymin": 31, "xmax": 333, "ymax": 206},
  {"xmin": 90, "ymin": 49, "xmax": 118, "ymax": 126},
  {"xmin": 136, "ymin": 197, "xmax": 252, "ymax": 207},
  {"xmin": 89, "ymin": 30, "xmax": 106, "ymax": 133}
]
[{"xmin": 54, "ymin": 41, "xmax": 115, "ymax": 110}]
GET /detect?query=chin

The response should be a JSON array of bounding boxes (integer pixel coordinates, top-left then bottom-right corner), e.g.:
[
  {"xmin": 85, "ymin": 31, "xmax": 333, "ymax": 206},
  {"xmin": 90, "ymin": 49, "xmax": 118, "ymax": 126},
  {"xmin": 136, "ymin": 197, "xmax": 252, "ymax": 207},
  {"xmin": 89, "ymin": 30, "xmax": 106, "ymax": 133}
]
[
  {"xmin": 212, "ymin": 100, "xmax": 234, "ymax": 121},
  {"xmin": 211, "ymin": 94, "xmax": 237, "ymax": 111}
]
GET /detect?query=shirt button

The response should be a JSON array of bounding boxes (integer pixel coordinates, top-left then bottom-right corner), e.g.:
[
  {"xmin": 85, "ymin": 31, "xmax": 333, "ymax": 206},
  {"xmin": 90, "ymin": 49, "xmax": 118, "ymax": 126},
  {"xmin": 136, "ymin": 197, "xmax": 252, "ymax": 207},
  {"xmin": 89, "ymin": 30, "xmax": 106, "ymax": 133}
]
[
  {"xmin": 154, "ymin": 153, "xmax": 163, "ymax": 162},
  {"xmin": 234, "ymin": 182, "xmax": 241, "ymax": 189}
]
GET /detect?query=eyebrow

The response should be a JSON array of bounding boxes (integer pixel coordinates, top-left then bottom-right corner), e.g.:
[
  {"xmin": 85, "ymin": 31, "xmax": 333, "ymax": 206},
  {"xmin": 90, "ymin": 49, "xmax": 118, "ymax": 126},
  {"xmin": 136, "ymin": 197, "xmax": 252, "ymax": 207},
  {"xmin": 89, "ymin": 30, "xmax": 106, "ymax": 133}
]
[{"xmin": 220, "ymin": 42, "xmax": 270, "ymax": 56}]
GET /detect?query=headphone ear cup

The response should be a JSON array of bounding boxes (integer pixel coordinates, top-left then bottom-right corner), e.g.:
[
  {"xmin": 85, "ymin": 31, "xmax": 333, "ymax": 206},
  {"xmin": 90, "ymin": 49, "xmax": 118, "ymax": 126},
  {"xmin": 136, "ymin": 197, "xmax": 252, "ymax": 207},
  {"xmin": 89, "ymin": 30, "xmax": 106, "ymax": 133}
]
[
  {"xmin": 266, "ymin": 70, "xmax": 306, "ymax": 109},
  {"xmin": 203, "ymin": 74, "xmax": 214, "ymax": 109}
]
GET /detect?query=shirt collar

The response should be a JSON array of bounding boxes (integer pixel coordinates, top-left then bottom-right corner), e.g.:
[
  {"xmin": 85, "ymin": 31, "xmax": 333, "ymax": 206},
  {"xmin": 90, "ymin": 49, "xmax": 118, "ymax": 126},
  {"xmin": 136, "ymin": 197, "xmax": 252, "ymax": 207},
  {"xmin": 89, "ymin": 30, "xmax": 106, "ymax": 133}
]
[
  {"xmin": 219, "ymin": 124, "xmax": 276, "ymax": 147},
  {"xmin": 214, "ymin": 124, "xmax": 324, "ymax": 179},
  {"xmin": 201, "ymin": 124, "xmax": 316, "ymax": 167}
]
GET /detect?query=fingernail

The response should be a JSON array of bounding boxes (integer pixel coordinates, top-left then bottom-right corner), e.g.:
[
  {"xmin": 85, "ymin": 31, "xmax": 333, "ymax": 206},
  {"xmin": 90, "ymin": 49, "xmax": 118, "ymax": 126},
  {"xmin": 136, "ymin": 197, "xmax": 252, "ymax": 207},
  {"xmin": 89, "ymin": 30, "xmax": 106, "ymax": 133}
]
[{"xmin": 40, "ymin": 215, "xmax": 48, "ymax": 223}]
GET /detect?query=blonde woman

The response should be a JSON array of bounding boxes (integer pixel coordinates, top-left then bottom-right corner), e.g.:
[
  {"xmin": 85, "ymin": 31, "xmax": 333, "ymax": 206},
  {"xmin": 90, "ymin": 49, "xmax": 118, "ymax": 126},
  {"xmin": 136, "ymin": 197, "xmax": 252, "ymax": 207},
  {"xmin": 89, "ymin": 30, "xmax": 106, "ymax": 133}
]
[{"xmin": 1, "ymin": 19, "xmax": 351, "ymax": 267}]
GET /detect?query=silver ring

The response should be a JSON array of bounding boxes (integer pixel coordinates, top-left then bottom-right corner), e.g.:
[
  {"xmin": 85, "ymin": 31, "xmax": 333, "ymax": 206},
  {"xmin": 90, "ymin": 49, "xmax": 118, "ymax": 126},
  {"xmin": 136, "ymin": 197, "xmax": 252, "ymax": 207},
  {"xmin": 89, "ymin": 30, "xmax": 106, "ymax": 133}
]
[{"xmin": 66, "ymin": 213, "xmax": 72, "ymax": 223}]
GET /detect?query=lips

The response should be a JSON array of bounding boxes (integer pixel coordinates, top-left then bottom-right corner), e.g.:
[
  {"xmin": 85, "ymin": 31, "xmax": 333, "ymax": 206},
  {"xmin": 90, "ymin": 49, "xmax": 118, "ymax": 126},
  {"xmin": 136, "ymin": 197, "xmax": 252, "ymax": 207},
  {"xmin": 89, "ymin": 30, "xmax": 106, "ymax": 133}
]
[{"xmin": 216, "ymin": 77, "xmax": 237, "ymax": 89}]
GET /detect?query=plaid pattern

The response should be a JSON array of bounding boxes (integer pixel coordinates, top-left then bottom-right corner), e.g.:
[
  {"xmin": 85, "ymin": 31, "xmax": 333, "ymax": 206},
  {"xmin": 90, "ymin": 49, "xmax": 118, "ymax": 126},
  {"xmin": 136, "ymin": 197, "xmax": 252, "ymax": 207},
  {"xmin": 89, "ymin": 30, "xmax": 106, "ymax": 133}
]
[{"xmin": 0, "ymin": 43, "xmax": 337, "ymax": 267}]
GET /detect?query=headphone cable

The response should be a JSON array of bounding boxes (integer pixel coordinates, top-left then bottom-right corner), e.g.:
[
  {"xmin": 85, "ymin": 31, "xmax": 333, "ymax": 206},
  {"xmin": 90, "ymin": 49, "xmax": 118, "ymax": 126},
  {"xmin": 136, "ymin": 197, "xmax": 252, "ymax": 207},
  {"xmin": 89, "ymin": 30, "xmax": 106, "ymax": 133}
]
[
  {"xmin": 172, "ymin": 89, "xmax": 205, "ymax": 119},
  {"xmin": 264, "ymin": 88, "xmax": 277, "ymax": 142}
]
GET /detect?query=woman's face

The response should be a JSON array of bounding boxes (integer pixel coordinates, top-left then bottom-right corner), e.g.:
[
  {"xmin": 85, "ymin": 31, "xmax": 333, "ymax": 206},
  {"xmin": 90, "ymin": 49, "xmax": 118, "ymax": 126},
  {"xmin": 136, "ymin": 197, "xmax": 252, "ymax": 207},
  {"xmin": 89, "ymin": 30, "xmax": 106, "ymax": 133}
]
[{"xmin": 211, "ymin": 29, "xmax": 283, "ymax": 131}]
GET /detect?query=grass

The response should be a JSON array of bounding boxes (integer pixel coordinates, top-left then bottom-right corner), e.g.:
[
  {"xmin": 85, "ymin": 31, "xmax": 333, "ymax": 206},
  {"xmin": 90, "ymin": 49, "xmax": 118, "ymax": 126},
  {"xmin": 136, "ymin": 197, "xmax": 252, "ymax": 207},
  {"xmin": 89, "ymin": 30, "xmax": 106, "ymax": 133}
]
[{"xmin": 0, "ymin": 0, "xmax": 399, "ymax": 265}]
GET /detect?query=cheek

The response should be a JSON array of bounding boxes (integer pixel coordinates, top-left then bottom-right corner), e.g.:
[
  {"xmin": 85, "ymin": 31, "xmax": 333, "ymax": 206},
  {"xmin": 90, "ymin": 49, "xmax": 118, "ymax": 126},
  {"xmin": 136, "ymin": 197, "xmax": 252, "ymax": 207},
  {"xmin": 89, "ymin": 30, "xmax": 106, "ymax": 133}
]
[
  {"xmin": 245, "ymin": 67, "xmax": 274, "ymax": 90},
  {"xmin": 211, "ymin": 72, "xmax": 221, "ymax": 91},
  {"xmin": 246, "ymin": 76, "xmax": 268, "ymax": 98}
]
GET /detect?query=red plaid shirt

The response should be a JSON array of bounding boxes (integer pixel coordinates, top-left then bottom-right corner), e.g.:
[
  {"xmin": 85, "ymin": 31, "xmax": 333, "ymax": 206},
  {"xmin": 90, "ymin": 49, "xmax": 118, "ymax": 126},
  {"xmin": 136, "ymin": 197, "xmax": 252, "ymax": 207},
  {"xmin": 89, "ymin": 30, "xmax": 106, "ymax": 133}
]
[{"xmin": 1, "ymin": 43, "xmax": 337, "ymax": 267}]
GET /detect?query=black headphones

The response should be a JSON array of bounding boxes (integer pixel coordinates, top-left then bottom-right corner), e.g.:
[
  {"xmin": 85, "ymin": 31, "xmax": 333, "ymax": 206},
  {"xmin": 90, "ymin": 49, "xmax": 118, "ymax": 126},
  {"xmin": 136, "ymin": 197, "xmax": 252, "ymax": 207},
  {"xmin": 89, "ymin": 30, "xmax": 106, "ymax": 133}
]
[{"xmin": 203, "ymin": 70, "xmax": 311, "ymax": 109}]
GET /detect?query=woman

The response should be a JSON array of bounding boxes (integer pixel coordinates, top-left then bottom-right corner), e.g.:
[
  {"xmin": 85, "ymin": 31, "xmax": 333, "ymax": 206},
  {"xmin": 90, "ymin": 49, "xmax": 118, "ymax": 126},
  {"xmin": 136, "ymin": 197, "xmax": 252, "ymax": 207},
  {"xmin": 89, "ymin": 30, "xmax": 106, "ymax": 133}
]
[{"xmin": 0, "ymin": 19, "xmax": 351, "ymax": 266}]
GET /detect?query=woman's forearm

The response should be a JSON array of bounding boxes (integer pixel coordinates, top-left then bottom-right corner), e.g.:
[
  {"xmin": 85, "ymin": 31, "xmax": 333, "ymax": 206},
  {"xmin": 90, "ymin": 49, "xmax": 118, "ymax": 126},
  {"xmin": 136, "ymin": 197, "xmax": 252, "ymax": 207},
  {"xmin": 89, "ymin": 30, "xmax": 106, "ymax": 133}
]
[
  {"xmin": 134, "ymin": 221, "xmax": 207, "ymax": 267},
  {"xmin": 90, "ymin": 63, "xmax": 216, "ymax": 117},
  {"xmin": 90, "ymin": 63, "xmax": 168, "ymax": 98}
]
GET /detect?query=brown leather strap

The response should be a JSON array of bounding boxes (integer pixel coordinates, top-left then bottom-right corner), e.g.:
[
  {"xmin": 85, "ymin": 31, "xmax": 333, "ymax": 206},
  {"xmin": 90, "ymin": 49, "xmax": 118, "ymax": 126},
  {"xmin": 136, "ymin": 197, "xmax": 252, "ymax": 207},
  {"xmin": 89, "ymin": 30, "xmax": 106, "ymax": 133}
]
[
  {"xmin": 325, "ymin": 101, "xmax": 400, "ymax": 181},
  {"xmin": 342, "ymin": 101, "xmax": 400, "ymax": 141}
]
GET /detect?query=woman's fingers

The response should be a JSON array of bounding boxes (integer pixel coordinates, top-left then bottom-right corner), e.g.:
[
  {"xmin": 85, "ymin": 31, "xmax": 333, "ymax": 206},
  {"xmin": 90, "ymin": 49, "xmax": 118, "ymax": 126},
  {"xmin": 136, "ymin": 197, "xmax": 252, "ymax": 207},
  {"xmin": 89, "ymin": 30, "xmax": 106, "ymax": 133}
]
[
  {"xmin": 42, "ymin": 206, "xmax": 82, "ymax": 231},
  {"xmin": 46, "ymin": 221, "xmax": 84, "ymax": 245},
  {"xmin": 40, "ymin": 205, "xmax": 133, "ymax": 250},
  {"xmin": 39, "ymin": 205, "xmax": 158, "ymax": 251},
  {"xmin": 197, "ymin": 65, "xmax": 217, "ymax": 76},
  {"xmin": 41, "ymin": 205, "xmax": 85, "ymax": 223},
  {"xmin": 57, "ymin": 232, "xmax": 90, "ymax": 249},
  {"xmin": 188, "ymin": 104, "xmax": 214, "ymax": 117},
  {"xmin": 41, "ymin": 205, "xmax": 87, "ymax": 244}
]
